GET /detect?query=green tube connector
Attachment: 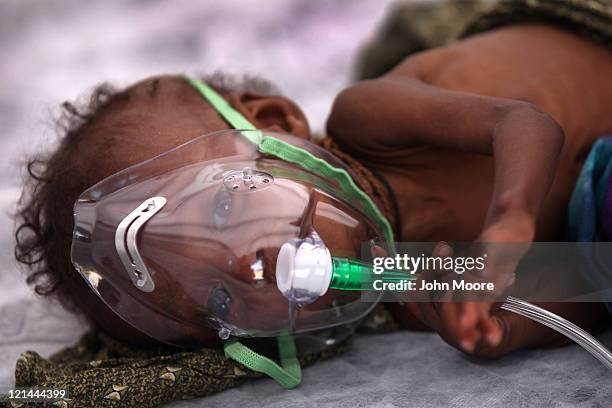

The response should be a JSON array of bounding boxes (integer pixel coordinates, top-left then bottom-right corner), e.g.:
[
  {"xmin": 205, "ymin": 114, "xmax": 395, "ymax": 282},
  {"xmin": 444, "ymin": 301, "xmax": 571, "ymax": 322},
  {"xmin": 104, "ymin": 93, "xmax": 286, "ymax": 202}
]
[{"xmin": 330, "ymin": 257, "xmax": 412, "ymax": 290}]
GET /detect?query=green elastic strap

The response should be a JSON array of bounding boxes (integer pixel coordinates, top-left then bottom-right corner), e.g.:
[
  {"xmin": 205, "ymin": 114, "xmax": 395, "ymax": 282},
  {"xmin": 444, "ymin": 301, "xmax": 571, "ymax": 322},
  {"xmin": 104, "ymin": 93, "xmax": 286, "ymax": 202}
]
[
  {"xmin": 259, "ymin": 136, "xmax": 395, "ymax": 252},
  {"xmin": 185, "ymin": 76, "xmax": 395, "ymax": 253},
  {"xmin": 185, "ymin": 77, "xmax": 262, "ymax": 144},
  {"xmin": 224, "ymin": 335, "xmax": 302, "ymax": 389}
]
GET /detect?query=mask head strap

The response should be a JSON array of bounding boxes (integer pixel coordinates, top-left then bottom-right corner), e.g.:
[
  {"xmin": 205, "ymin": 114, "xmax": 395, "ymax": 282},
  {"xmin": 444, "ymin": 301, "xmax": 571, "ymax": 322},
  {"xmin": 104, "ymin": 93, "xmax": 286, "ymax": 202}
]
[{"xmin": 224, "ymin": 334, "xmax": 301, "ymax": 389}]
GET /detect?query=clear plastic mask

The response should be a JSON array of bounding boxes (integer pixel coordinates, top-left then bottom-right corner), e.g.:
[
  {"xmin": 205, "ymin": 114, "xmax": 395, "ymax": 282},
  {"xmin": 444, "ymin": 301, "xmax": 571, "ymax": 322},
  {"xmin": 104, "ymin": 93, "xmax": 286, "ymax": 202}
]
[{"xmin": 71, "ymin": 130, "xmax": 384, "ymax": 347}]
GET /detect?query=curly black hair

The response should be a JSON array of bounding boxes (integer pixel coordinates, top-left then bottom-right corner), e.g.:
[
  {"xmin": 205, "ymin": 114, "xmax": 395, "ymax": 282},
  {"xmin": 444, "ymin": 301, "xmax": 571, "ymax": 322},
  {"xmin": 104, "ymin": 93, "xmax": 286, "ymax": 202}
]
[{"xmin": 14, "ymin": 83, "xmax": 123, "ymax": 311}]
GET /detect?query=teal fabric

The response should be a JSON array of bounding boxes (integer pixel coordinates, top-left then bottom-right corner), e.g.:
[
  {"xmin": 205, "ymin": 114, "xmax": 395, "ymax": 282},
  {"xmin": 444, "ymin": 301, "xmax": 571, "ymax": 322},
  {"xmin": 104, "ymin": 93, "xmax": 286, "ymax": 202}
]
[
  {"xmin": 567, "ymin": 136, "xmax": 612, "ymax": 313},
  {"xmin": 596, "ymin": 159, "xmax": 612, "ymax": 218},
  {"xmin": 568, "ymin": 137, "xmax": 612, "ymax": 241}
]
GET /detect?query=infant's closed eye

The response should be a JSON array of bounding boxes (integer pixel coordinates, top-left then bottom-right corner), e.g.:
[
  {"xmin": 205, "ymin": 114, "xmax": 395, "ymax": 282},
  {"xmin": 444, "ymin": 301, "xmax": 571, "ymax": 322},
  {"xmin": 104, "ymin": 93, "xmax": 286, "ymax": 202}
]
[{"xmin": 207, "ymin": 286, "xmax": 232, "ymax": 319}]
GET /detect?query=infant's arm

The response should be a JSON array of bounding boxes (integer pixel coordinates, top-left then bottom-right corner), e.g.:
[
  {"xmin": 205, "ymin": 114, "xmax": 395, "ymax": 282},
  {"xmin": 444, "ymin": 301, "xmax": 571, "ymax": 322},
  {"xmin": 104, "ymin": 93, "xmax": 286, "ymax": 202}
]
[{"xmin": 327, "ymin": 24, "xmax": 612, "ymax": 244}]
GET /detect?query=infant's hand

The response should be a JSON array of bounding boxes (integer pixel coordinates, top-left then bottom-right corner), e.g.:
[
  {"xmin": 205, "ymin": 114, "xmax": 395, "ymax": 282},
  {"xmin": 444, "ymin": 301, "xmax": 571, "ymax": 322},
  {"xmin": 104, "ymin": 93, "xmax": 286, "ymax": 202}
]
[
  {"xmin": 410, "ymin": 238, "xmax": 528, "ymax": 354},
  {"xmin": 451, "ymin": 214, "xmax": 534, "ymax": 352},
  {"xmin": 406, "ymin": 299, "xmax": 505, "ymax": 355}
]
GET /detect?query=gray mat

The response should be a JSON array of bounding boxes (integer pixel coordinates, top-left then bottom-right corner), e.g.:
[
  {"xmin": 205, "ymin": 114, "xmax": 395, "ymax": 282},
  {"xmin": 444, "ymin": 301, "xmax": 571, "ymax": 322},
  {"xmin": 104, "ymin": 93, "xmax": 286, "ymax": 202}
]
[
  {"xmin": 178, "ymin": 330, "xmax": 612, "ymax": 408},
  {"xmin": 1, "ymin": 1, "xmax": 611, "ymax": 407},
  {"xmin": 1, "ymin": 286, "xmax": 611, "ymax": 407}
]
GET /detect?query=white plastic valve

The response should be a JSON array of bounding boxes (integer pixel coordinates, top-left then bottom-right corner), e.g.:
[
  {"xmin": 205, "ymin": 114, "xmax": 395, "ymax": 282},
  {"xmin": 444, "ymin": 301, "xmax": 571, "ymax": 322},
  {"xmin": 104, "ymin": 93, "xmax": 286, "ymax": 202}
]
[{"xmin": 275, "ymin": 231, "xmax": 333, "ymax": 304}]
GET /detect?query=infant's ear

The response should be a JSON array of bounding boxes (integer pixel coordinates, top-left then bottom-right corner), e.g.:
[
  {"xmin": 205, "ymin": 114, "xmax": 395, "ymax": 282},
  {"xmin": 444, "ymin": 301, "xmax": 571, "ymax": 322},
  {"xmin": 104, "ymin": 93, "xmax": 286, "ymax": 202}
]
[{"xmin": 228, "ymin": 92, "xmax": 311, "ymax": 140}]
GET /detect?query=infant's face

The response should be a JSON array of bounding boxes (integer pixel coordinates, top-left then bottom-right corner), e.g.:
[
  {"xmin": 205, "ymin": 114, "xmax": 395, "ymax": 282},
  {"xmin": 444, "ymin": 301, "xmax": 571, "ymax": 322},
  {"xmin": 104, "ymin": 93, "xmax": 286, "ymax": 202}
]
[
  {"xmin": 73, "ymin": 74, "xmax": 386, "ymax": 348},
  {"xmin": 73, "ymin": 75, "xmax": 325, "ymax": 346}
]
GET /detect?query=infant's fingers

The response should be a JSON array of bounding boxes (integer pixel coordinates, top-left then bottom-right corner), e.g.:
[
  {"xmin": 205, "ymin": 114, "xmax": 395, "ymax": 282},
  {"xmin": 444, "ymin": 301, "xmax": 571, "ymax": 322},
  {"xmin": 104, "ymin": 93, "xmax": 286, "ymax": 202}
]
[
  {"xmin": 476, "ymin": 304, "xmax": 504, "ymax": 346},
  {"xmin": 455, "ymin": 303, "xmax": 484, "ymax": 352},
  {"xmin": 463, "ymin": 302, "xmax": 503, "ymax": 348},
  {"xmin": 459, "ymin": 302, "xmax": 480, "ymax": 331},
  {"xmin": 470, "ymin": 309, "xmax": 516, "ymax": 358}
]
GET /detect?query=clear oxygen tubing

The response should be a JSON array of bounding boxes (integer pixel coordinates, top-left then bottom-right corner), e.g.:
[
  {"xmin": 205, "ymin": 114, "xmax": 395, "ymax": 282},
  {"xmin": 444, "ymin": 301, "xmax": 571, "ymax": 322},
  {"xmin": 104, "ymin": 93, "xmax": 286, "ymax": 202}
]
[
  {"xmin": 501, "ymin": 296, "xmax": 612, "ymax": 371},
  {"xmin": 286, "ymin": 252, "xmax": 612, "ymax": 370}
]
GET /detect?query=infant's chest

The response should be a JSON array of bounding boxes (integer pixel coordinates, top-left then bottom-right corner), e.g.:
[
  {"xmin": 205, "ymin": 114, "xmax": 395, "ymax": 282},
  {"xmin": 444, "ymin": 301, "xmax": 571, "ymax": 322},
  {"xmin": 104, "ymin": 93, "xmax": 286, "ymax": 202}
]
[{"xmin": 371, "ymin": 149, "xmax": 494, "ymax": 242}]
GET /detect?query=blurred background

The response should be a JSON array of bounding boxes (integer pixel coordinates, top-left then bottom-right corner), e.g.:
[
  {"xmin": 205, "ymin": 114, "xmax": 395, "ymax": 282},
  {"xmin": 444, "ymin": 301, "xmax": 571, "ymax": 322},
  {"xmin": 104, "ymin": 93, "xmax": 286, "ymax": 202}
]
[{"xmin": 0, "ymin": 0, "xmax": 399, "ymax": 391}]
